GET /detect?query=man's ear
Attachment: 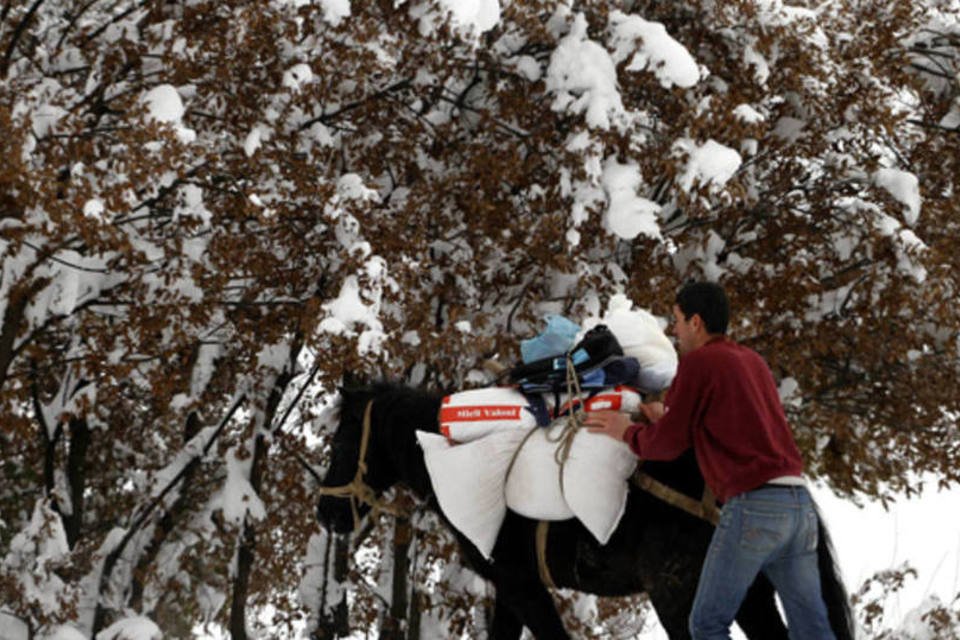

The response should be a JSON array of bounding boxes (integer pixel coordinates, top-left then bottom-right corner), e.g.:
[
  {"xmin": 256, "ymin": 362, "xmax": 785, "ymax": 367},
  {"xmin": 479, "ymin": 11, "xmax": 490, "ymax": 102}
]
[{"xmin": 690, "ymin": 313, "xmax": 705, "ymax": 333}]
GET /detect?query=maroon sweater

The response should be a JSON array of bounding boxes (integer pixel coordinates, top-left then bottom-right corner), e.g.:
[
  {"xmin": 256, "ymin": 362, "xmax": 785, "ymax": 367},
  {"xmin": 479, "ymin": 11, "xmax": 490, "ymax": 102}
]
[{"xmin": 623, "ymin": 337, "xmax": 804, "ymax": 502}]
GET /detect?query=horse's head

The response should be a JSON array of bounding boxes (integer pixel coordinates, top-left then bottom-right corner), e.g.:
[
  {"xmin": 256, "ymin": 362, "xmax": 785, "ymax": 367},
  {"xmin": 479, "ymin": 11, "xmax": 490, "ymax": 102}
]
[{"xmin": 316, "ymin": 387, "xmax": 401, "ymax": 534}]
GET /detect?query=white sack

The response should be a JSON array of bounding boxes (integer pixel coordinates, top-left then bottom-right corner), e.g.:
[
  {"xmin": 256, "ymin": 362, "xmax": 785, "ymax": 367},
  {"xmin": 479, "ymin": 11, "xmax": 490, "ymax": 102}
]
[
  {"xmin": 562, "ymin": 430, "xmax": 638, "ymax": 543},
  {"xmin": 417, "ymin": 429, "xmax": 529, "ymax": 558},
  {"xmin": 504, "ymin": 426, "xmax": 576, "ymax": 521},
  {"xmin": 440, "ymin": 387, "xmax": 537, "ymax": 442},
  {"xmin": 590, "ymin": 296, "xmax": 677, "ymax": 392},
  {"xmin": 504, "ymin": 418, "xmax": 638, "ymax": 544}
]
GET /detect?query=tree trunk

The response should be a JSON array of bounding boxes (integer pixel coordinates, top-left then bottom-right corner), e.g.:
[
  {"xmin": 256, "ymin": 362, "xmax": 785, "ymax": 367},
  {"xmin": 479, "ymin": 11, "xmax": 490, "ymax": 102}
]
[
  {"xmin": 407, "ymin": 590, "xmax": 423, "ymax": 640},
  {"xmin": 128, "ymin": 411, "xmax": 201, "ymax": 612},
  {"xmin": 0, "ymin": 277, "xmax": 50, "ymax": 390},
  {"xmin": 313, "ymin": 534, "xmax": 351, "ymax": 639},
  {"xmin": 382, "ymin": 515, "xmax": 413, "ymax": 640},
  {"xmin": 228, "ymin": 337, "xmax": 301, "ymax": 639},
  {"xmin": 62, "ymin": 416, "xmax": 89, "ymax": 548}
]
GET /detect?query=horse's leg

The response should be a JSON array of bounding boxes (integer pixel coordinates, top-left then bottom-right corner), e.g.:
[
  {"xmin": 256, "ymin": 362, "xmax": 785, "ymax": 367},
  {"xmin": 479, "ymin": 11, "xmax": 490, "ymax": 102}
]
[
  {"xmin": 647, "ymin": 580, "xmax": 696, "ymax": 639},
  {"xmin": 490, "ymin": 594, "xmax": 524, "ymax": 640},
  {"xmin": 493, "ymin": 574, "xmax": 570, "ymax": 639},
  {"xmin": 733, "ymin": 573, "xmax": 788, "ymax": 639}
]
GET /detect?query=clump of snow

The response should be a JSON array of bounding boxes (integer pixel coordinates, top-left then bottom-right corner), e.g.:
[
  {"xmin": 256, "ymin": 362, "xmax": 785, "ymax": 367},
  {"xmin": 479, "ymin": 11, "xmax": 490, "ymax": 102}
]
[
  {"xmin": 31, "ymin": 104, "xmax": 68, "ymax": 138},
  {"xmin": 216, "ymin": 447, "xmax": 267, "ymax": 526},
  {"xmin": 734, "ymin": 104, "xmax": 765, "ymax": 123},
  {"xmin": 773, "ymin": 116, "xmax": 805, "ymax": 142},
  {"xmin": 243, "ymin": 126, "xmax": 270, "ymax": 158},
  {"xmin": 318, "ymin": 273, "xmax": 386, "ymax": 355},
  {"xmin": 437, "ymin": 0, "xmax": 500, "ymax": 34},
  {"xmin": 3, "ymin": 501, "xmax": 71, "ymax": 621},
  {"xmin": 601, "ymin": 157, "xmax": 661, "ymax": 240},
  {"xmin": 546, "ymin": 14, "xmax": 623, "ymax": 130},
  {"xmin": 513, "ymin": 55, "xmax": 541, "ymax": 81},
  {"xmin": 608, "ymin": 11, "xmax": 700, "ymax": 89},
  {"xmin": 140, "ymin": 84, "xmax": 196, "ymax": 144},
  {"xmin": 174, "ymin": 184, "xmax": 212, "ymax": 226},
  {"xmin": 939, "ymin": 99, "xmax": 960, "ymax": 129},
  {"xmin": 257, "ymin": 342, "xmax": 291, "ymax": 373},
  {"xmin": 42, "ymin": 625, "xmax": 87, "ymax": 640},
  {"xmin": 851, "ymin": 196, "xmax": 928, "ymax": 283},
  {"xmin": 673, "ymin": 139, "xmax": 742, "ymax": 192},
  {"xmin": 336, "ymin": 173, "xmax": 379, "ymax": 201},
  {"xmin": 873, "ymin": 168, "xmax": 922, "ymax": 226},
  {"xmin": 83, "ymin": 199, "xmax": 105, "ymax": 221},
  {"xmin": 319, "ymin": 0, "xmax": 350, "ymax": 26},
  {"xmin": 321, "ymin": 278, "xmax": 368, "ymax": 330},
  {"xmin": 743, "ymin": 45, "xmax": 770, "ymax": 85},
  {"xmin": 2, "ymin": 614, "xmax": 29, "ymax": 640},
  {"xmin": 141, "ymin": 85, "xmax": 184, "ymax": 123},
  {"xmin": 96, "ymin": 616, "xmax": 162, "ymax": 640},
  {"xmin": 283, "ymin": 63, "xmax": 313, "ymax": 90},
  {"xmin": 778, "ymin": 376, "xmax": 802, "ymax": 408}
]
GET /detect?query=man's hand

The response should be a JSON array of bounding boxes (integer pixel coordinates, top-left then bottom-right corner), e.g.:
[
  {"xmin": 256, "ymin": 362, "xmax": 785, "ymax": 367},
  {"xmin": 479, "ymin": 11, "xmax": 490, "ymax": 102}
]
[
  {"xmin": 638, "ymin": 401, "xmax": 665, "ymax": 423},
  {"xmin": 583, "ymin": 410, "xmax": 633, "ymax": 441}
]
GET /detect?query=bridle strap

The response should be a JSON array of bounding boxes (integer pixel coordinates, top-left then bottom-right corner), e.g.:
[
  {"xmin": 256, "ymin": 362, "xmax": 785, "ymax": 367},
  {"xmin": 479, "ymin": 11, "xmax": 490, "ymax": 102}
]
[{"xmin": 317, "ymin": 400, "xmax": 405, "ymax": 531}]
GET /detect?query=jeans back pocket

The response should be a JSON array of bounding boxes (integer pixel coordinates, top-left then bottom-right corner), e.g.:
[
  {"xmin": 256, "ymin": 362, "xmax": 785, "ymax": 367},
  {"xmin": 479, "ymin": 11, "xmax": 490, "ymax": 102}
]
[{"xmin": 739, "ymin": 508, "xmax": 790, "ymax": 553}]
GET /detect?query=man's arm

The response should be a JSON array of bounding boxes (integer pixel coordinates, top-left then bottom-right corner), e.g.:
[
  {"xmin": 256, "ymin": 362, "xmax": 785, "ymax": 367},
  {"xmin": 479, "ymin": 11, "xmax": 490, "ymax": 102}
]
[{"xmin": 585, "ymin": 358, "xmax": 703, "ymax": 461}]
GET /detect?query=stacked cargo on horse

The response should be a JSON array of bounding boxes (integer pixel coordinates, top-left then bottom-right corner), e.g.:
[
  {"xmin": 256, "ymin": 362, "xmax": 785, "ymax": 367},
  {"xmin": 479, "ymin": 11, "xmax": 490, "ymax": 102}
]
[{"xmin": 420, "ymin": 298, "xmax": 678, "ymax": 557}]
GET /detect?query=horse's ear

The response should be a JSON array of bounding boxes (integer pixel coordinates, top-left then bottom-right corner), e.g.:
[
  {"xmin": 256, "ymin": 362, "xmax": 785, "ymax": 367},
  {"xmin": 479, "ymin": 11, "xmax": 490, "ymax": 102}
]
[{"xmin": 341, "ymin": 371, "xmax": 366, "ymax": 388}]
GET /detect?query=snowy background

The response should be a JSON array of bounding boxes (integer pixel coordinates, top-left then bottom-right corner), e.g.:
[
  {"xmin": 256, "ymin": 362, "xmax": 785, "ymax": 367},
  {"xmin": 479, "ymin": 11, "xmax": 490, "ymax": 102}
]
[{"xmin": 2, "ymin": 0, "xmax": 959, "ymax": 638}]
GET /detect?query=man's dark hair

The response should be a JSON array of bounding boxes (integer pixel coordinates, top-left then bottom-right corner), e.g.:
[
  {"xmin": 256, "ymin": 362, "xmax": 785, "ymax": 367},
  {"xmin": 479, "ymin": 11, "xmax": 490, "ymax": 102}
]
[{"xmin": 675, "ymin": 281, "xmax": 729, "ymax": 335}]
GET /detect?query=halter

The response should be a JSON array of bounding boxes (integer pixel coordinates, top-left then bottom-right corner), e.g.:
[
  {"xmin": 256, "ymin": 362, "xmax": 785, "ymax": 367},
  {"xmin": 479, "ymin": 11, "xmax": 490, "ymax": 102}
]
[{"xmin": 316, "ymin": 400, "xmax": 405, "ymax": 532}]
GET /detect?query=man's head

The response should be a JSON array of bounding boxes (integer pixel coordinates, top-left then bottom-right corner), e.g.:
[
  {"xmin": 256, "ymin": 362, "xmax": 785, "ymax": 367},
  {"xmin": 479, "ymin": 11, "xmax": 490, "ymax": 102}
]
[{"xmin": 672, "ymin": 281, "xmax": 729, "ymax": 355}]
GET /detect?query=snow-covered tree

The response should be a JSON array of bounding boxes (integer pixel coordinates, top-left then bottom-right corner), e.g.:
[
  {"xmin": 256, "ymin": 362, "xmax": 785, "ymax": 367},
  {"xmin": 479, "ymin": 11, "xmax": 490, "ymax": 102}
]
[{"xmin": 1, "ymin": 0, "xmax": 958, "ymax": 637}]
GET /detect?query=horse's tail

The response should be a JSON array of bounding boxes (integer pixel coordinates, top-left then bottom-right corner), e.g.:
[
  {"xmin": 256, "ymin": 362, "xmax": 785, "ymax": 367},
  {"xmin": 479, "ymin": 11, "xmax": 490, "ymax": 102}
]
[{"xmin": 815, "ymin": 503, "xmax": 855, "ymax": 640}]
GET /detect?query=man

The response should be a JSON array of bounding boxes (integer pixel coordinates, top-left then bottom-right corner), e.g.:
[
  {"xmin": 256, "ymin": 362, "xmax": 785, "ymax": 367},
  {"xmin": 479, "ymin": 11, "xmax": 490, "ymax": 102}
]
[{"xmin": 584, "ymin": 282, "xmax": 836, "ymax": 640}]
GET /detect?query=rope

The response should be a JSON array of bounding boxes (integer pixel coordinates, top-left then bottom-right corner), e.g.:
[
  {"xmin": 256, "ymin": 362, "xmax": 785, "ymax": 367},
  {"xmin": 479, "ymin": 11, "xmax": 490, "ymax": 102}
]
[
  {"xmin": 535, "ymin": 520, "xmax": 556, "ymax": 589},
  {"xmin": 545, "ymin": 352, "xmax": 588, "ymax": 493},
  {"xmin": 316, "ymin": 400, "xmax": 407, "ymax": 532},
  {"xmin": 505, "ymin": 352, "xmax": 585, "ymax": 486}
]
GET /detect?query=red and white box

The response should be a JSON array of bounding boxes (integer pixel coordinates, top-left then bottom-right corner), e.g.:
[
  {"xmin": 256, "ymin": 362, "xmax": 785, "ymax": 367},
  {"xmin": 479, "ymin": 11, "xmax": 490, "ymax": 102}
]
[
  {"xmin": 551, "ymin": 386, "xmax": 642, "ymax": 418},
  {"xmin": 439, "ymin": 388, "xmax": 536, "ymax": 442}
]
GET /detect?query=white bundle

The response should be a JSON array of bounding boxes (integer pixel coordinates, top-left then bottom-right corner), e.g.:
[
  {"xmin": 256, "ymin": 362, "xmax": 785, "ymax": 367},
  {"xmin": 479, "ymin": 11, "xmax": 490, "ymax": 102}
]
[
  {"xmin": 586, "ymin": 294, "xmax": 677, "ymax": 392},
  {"xmin": 560, "ymin": 429, "xmax": 638, "ymax": 543},
  {"xmin": 504, "ymin": 421, "xmax": 637, "ymax": 543},
  {"xmin": 420, "ymin": 416, "xmax": 639, "ymax": 556},
  {"xmin": 417, "ymin": 429, "xmax": 530, "ymax": 558}
]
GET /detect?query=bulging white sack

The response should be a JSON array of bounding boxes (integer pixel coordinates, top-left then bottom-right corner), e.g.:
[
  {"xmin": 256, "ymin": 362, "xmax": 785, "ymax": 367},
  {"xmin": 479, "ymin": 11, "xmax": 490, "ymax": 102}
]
[
  {"xmin": 586, "ymin": 295, "xmax": 677, "ymax": 392},
  {"xmin": 504, "ymin": 420, "xmax": 638, "ymax": 545},
  {"xmin": 417, "ymin": 429, "xmax": 529, "ymax": 558},
  {"xmin": 504, "ymin": 426, "xmax": 576, "ymax": 521},
  {"xmin": 439, "ymin": 387, "xmax": 537, "ymax": 442},
  {"xmin": 562, "ymin": 430, "xmax": 638, "ymax": 543}
]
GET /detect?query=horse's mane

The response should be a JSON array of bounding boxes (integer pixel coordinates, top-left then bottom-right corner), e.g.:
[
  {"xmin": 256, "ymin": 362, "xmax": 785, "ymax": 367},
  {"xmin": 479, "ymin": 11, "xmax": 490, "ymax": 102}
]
[{"xmin": 341, "ymin": 381, "xmax": 444, "ymax": 432}]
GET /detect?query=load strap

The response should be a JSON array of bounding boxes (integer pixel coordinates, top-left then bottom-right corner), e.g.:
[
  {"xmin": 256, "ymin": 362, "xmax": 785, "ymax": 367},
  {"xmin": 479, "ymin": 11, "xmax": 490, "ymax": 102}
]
[
  {"xmin": 632, "ymin": 470, "xmax": 721, "ymax": 525},
  {"xmin": 535, "ymin": 520, "xmax": 556, "ymax": 589}
]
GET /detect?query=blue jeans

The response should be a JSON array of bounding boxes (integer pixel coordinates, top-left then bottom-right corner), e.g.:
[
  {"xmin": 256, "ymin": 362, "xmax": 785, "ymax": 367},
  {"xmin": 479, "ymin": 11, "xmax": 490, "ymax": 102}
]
[{"xmin": 689, "ymin": 485, "xmax": 836, "ymax": 640}]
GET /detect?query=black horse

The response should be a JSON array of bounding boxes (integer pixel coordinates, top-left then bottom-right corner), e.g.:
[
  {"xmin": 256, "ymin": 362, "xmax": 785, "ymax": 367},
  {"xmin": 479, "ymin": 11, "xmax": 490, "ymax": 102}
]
[{"xmin": 316, "ymin": 383, "xmax": 854, "ymax": 639}]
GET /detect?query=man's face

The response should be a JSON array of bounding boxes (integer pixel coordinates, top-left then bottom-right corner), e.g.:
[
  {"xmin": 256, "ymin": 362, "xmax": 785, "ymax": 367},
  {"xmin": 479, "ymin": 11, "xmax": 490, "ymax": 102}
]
[{"xmin": 671, "ymin": 304, "xmax": 700, "ymax": 355}]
